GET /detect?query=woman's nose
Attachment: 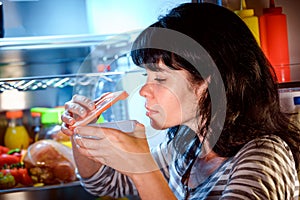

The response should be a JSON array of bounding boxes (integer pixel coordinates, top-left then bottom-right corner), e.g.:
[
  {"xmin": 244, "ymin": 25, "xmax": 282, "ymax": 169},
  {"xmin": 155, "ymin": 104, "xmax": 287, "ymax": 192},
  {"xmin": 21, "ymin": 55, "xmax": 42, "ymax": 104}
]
[{"xmin": 139, "ymin": 83, "xmax": 153, "ymax": 98}]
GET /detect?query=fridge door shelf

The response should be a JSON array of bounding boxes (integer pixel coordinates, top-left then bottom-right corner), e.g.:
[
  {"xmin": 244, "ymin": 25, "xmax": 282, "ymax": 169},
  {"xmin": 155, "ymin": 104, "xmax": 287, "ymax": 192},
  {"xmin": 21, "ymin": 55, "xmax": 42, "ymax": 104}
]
[{"xmin": 0, "ymin": 181, "xmax": 98, "ymax": 200}]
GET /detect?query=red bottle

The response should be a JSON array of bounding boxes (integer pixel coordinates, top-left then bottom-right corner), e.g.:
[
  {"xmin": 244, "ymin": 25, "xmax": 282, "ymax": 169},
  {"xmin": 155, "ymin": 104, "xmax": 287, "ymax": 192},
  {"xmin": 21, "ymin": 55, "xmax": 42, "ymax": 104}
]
[{"xmin": 259, "ymin": 0, "xmax": 290, "ymax": 83}]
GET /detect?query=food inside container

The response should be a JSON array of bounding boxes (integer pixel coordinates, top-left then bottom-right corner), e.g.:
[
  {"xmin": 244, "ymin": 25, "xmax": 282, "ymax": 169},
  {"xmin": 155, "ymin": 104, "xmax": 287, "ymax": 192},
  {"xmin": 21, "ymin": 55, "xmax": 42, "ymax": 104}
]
[{"xmin": 23, "ymin": 140, "xmax": 76, "ymax": 185}]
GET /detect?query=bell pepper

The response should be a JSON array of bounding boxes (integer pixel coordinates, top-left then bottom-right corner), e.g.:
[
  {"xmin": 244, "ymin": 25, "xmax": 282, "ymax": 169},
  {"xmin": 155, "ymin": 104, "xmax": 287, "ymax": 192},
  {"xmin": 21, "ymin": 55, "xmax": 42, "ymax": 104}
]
[{"xmin": 0, "ymin": 146, "xmax": 9, "ymax": 155}]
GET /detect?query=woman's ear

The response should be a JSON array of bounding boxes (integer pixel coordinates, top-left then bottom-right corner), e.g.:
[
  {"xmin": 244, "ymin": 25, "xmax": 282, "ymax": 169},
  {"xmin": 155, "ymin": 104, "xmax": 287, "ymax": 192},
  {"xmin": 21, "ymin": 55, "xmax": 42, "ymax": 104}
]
[{"xmin": 195, "ymin": 76, "xmax": 211, "ymax": 97}]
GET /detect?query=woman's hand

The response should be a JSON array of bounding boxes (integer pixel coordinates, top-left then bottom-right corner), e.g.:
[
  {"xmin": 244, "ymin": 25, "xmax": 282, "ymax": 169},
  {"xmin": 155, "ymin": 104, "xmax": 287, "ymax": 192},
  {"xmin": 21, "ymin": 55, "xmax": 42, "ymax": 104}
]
[
  {"xmin": 73, "ymin": 122, "xmax": 159, "ymax": 176},
  {"xmin": 61, "ymin": 94, "xmax": 109, "ymax": 178},
  {"xmin": 61, "ymin": 94, "xmax": 96, "ymax": 136}
]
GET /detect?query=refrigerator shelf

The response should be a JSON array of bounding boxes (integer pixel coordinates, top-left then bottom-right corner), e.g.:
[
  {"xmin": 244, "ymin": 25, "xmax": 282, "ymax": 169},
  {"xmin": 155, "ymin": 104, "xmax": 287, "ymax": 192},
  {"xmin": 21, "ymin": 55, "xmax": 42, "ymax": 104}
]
[{"xmin": 0, "ymin": 70, "xmax": 143, "ymax": 93}]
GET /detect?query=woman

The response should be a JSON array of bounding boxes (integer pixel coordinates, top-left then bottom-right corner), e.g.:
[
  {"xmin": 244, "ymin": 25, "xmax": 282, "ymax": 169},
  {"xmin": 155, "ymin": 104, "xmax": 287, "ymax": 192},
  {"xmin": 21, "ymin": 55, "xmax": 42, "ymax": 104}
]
[{"xmin": 61, "ymin": 3, "xmax": 300, "ymax": 199}]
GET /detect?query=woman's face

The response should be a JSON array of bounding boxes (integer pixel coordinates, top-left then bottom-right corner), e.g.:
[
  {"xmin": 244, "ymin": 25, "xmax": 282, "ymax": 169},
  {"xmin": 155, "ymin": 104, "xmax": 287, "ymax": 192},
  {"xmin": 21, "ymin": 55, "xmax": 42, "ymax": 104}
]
[{"xmin": 139, "ymin": 61, "xmax": 201, "ymax": 131}]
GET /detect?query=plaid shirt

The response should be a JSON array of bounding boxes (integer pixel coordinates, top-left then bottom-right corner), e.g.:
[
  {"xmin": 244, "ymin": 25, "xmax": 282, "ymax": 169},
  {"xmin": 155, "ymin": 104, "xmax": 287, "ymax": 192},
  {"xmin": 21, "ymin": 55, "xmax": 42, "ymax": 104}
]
[{"xmin": 80, "ymin": 125, "xmax": 299, "ymax": 199}]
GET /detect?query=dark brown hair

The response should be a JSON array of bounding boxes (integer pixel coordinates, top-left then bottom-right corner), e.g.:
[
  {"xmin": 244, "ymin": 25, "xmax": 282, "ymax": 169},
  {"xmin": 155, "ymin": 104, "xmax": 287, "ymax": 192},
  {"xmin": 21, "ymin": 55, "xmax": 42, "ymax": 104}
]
[{"xmin": 131, "ymin": 3, "xmax": 300, "ymax": 168}]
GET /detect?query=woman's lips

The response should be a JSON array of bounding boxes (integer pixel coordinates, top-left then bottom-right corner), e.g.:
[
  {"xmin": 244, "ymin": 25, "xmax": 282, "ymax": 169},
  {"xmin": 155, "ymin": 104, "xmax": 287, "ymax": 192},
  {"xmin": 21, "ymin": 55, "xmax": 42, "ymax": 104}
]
[{"xmin": 145, "ymin": 106, "xmax": 158, "ymax": 117}]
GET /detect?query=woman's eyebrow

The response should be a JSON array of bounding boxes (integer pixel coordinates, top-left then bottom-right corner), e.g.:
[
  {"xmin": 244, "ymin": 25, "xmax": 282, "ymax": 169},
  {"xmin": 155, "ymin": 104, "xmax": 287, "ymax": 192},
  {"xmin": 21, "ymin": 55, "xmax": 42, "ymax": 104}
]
[
  {"xmin": 149, "ymin": 66, "xmax": 166, "ymax": 73},
  {"xmin": 145, "ymin": 63, "xmax": 173, "ymax": 73},
  {"xmin": 156, "ymin": 65, "xmax": 173, "ymax": 73}
]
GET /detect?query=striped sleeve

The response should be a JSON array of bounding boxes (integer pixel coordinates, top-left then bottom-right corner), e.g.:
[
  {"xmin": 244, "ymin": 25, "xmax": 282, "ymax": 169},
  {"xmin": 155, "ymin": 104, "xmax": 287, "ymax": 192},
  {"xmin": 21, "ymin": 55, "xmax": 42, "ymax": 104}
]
[
  {"xmin": 221, "ymin": 135, "xmax": 299, "ymax": 200},
  {"xmin": 79, "ymin": 165, "xmax": 139, "ymax": 198}
]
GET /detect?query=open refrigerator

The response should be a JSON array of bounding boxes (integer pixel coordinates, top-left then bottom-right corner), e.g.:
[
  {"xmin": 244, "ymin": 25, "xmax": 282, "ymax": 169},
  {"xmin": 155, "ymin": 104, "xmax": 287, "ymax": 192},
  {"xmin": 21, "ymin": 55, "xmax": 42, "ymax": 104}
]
[{"xmin": 0, "ymin": 32, "xmax": 147, "ymax": 199}]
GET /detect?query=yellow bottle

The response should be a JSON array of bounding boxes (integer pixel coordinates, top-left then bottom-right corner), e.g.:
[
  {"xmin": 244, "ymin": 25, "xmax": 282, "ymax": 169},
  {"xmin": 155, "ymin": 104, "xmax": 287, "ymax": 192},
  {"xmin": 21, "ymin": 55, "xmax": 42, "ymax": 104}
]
[
  {"xmin": 234, "ymin": 0, "xmax": 261, "ymax": 46},
  {"xmin": 4, "ymin": 110, "xmax": 30, "ymax": 149}
]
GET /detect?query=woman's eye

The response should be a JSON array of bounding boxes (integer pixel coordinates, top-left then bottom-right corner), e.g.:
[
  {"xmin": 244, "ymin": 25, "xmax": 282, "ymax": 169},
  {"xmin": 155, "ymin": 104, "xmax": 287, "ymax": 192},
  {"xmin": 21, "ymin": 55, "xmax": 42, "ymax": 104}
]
[
  {"xmin": 142, "ymin": 73, "xmax": 148, "ymax": 77},
  {"xmin": 154, "ymin": 78, "xmax": 166, "ymax": 82}
]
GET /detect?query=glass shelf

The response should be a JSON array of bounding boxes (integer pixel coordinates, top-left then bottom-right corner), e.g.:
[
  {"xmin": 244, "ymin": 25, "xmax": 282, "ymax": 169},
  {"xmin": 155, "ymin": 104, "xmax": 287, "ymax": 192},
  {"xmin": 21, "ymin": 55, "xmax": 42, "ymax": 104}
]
[
  {"xmin": 0, "ymin": 69, "xmax": 144, "ymax": 93},
  {"xmin": 0, "ymin": 31, "xmax": 142, "ymax": 94}
]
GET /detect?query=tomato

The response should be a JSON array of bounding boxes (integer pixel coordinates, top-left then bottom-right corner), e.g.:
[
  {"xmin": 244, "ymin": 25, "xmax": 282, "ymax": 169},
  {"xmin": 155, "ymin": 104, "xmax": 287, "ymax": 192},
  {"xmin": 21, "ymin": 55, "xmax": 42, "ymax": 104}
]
[
  {"xmin": 1, "ymin": 169, "xmax": 11, "ymax": 176},
  {"xmin": 0, "ymin": 154, "xmax": 21, "ymax": 168},
  {"xmin": 8, "ymin": 168, "xmax": 21, "ymax": 183},
  {"xmin": 18, "ymin": 168, "xmax": 33, "ymax": 186},
  {"xmin": 1, "ymin": 167, "xmax": 33, "ymax": 186}
]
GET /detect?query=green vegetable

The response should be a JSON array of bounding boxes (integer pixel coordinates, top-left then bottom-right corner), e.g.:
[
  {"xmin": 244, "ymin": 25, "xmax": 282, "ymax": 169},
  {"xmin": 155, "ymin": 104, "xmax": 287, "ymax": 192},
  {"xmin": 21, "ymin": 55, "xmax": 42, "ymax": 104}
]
[
  {"xmin": 7, "ymin": 148, "xmax": 21, "ymax": 155},
  {"xmin": 0, "ymin": 172, "xmax": 16, "ymax": 189}
]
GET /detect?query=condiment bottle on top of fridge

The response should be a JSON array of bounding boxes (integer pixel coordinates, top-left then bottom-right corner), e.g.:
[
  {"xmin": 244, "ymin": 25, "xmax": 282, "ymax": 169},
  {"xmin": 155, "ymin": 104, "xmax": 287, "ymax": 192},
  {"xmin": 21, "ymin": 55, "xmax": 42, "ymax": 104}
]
[
  {"xmin": 4, "ymin": 110, "xmax": 30, "ymax": 149},
  {"xmin": 234, "ymin": 0, "xmax": 260, "ymax": 46},
  {"xmin": 259, "ymin": 0, "xmax": 290, "ymax": 83}
]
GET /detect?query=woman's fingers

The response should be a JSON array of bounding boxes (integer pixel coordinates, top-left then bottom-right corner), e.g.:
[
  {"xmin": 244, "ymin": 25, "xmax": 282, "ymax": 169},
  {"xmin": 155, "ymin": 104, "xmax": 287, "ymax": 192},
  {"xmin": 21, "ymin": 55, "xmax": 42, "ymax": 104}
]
[
  {"xmin": 72, "ymin": 94, "xmax": 95, "ymax": 110},
  {"xmin": 74, "ymin": 126, "xmax": 104, "ymax": 138},
  {"xmin": 61, "ymin": 110, "xmax": 75, "ymax": 125},
  {"xmin": 61, "ymin": 122, "xmax": 74, "ymax": 136},
  {"xmin": 64, "ymin": 95, "xmax": 95, "ymax": 118},
  {"xmin": 73, "ymin": 131, "xmax": 111, "ymax": 164},
  {"xmin": 64, "ymin": 101, "xmax": 88, "ymax": 119}
]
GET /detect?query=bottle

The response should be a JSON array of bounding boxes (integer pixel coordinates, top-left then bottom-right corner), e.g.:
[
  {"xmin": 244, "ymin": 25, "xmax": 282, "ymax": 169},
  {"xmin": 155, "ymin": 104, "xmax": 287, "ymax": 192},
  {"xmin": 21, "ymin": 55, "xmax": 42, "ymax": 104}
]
[
  {"xmin": 234, "ymin": 0, "xmax": 260, "ymax": 46},
  {"xmin": 31, "ymin": 107, "xmax": 63, "ymax": 140},
  {"xmin": 30, "ymin": 111, "xmax": 42, "ymax": 143},
  {"xmin": 259, "ymin": 0, "xmax": 290, "ymax": 83},
  {"xmin": 4, "ymin": 110, "xmax": 30, "ymax": 149}
]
